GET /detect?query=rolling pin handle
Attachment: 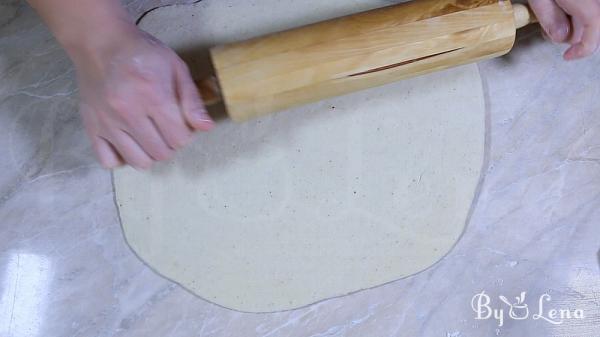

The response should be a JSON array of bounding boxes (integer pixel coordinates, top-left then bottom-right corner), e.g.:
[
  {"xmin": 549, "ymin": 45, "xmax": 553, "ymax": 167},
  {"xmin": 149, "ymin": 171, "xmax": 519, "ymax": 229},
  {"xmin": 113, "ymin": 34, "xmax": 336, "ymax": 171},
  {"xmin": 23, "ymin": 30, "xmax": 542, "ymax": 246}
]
[
  {"xmin": 195, "ymin": 76, "xmax": 223, "ymax": 107},
  {"xmin": 513, "ymin": 4, "xmax": 537, "ymax": 29}
]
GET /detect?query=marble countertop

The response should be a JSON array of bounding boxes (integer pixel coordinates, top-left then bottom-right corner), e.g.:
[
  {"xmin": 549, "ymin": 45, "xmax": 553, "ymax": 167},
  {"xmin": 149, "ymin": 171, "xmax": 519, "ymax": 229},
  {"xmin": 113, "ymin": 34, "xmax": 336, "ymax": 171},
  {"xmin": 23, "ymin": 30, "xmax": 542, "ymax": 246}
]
[{"xmin": 1, "ymin": 1, "xmax": 599, "ymax": 336}]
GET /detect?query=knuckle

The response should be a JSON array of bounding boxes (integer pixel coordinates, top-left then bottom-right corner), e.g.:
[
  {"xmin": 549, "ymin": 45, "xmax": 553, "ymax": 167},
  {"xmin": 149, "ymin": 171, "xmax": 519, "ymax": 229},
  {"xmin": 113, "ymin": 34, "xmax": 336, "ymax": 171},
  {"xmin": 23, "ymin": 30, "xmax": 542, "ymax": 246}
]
[
  {"xmin": 111, "ymin": 105, "xmax": 139, "ymax": 126},
  {"xmin": 105, "ymin": 91, "xmax": 128, "ymax": 112},
  {"xmin": 122, "ymin": 61, "xmax": 155, "ymax": 82},
  {"xmin": 105, "ymin": 97, "xmax": 137, "ymax": 125},
  {"xmin": 120, "ymin": 112, "xmax": 138, "ymax": 127},
  {"xmin": 138, "ymin": 74, "xmax": 161, "ymax": 90}
]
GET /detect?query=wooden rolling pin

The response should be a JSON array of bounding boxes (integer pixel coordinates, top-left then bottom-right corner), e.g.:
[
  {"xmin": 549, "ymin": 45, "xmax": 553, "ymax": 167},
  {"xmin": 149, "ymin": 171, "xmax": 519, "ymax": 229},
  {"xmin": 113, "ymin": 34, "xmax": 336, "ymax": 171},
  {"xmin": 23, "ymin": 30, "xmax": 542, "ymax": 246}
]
[{"xmin": 197, "ymin": 0, "xmax": 536, "ymax": 122}]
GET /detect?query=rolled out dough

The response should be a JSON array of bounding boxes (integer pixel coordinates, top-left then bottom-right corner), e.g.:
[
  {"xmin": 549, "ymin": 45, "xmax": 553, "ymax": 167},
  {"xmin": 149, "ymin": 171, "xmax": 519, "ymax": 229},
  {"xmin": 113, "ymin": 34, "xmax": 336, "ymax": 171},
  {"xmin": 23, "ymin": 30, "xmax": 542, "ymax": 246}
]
[{"xmin": 114, "ymin": 0, "xmax": 486, "ymax": 312}]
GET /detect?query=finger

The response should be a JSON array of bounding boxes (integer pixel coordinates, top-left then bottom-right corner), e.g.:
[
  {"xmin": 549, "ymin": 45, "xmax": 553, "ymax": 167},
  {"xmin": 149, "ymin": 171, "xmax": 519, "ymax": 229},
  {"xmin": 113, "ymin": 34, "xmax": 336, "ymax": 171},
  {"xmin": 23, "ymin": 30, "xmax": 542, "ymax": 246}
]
[
  {"xmin": 140, "ymin": 71, "xmax": 195, "ymax": 149},
  {"xmin": 93, "ymin": 137, "xmax": 124, "ymax": 169},
  {"xmin": 128, "ymin": 117, "xmax": 175, "ymax": 161},
  {"xmin": 556, "ymin": 0, "xmax": 600, "ymax": 59},
  {"xmin": 568, "ymin": 17, "xmax": 585, "ymax": 45},
  {"xmin": 563, "ymin": 19, "xmax": 600, "ymax": 59},
  {"xmin": 110, "ymin": 130, "xmax": 154, "ymax": 170},
  {"xmin": 173, "ymin": 59, "xmax": 214, "ymax": 131},
  {"xmin": 150, "ymin": 102, "xmax": 194, "ymax": 150},
  {"xmin": 529, "ymin": 0, "xmax": 571, "ymax": 43}
]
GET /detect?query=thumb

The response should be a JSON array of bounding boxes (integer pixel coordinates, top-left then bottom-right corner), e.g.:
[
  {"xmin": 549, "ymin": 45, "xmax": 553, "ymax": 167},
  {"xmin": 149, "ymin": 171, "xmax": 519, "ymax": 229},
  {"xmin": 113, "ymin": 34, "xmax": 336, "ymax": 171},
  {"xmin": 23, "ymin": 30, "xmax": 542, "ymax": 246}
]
[
  {"xmin": 529, "ymin": 0, "xmax": 571, "ymax": 43},
  {"xmin": 174, "ymin": 59, "xmax": 214, "ymax": 131}
]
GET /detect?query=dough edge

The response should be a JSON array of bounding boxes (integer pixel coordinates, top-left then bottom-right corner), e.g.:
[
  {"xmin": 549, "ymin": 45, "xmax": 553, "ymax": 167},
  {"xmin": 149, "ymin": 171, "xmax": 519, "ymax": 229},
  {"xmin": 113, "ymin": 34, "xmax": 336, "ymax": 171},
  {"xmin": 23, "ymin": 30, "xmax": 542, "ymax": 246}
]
[{"xmin": 112, "ymin": 0, "xmax": 489, "ymax": 313}]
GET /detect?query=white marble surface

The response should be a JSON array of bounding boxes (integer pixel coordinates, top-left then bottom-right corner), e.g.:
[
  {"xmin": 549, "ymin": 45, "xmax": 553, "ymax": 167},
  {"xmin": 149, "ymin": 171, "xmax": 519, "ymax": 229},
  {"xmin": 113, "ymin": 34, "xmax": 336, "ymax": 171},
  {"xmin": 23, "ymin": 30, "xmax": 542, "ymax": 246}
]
[{"xmin": 1, "ymin": 1, "xmax": 599, "ymax": 336}]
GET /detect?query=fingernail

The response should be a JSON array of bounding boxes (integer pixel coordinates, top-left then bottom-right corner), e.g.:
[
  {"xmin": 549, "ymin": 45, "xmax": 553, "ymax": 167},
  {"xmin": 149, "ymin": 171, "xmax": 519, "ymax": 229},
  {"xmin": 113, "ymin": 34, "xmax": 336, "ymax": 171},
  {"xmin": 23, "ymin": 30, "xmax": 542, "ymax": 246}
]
[
  {"xmin": 193, "ymin": 109, "xmax": 214, "ymax": 129},
  {"xmin": 550, "ymin": 24, "xmax": 569, "ymax": 43},
  {"xmin": 563, "ymin": 48, "xmax": 577, "ymax": 61}
]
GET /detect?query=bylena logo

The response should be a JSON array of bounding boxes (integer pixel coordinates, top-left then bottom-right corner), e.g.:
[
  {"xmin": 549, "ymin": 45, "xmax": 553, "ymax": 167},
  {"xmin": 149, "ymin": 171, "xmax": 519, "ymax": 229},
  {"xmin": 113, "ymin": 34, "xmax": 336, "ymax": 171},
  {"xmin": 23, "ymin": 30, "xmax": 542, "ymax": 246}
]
[{"xmin": 471, "ymin": 291, "xmax": 585, "ymax": 327}]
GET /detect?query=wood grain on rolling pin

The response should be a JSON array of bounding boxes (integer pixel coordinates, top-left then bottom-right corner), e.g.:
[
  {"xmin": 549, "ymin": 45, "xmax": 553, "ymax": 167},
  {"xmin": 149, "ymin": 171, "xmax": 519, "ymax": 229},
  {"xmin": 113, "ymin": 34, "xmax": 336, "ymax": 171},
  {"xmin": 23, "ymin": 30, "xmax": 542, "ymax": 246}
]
[{"xmin": 209, "ymin": 0, "xmax": 518, "ymax": 121}]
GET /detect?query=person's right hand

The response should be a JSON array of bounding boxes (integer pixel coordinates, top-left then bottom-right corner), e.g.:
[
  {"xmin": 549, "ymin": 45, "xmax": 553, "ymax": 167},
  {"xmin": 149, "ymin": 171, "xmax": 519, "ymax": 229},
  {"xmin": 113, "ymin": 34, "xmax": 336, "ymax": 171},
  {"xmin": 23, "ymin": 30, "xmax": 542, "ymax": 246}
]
[
  {"xmin": 529, "ymin": 0, "xmax": 600, "ymax": 60},
  {"xmin": 72, "ymin": 26, "xmax": 214, "ymax": 170}
]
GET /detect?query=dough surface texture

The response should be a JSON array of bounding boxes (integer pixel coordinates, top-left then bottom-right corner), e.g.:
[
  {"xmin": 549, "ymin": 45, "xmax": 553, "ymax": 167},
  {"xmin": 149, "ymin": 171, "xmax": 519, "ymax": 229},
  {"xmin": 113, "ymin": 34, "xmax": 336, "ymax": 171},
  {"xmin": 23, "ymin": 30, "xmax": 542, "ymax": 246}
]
[{"xmin": 114, "ymin": 0, "xmax": 486, "ymax": 312}]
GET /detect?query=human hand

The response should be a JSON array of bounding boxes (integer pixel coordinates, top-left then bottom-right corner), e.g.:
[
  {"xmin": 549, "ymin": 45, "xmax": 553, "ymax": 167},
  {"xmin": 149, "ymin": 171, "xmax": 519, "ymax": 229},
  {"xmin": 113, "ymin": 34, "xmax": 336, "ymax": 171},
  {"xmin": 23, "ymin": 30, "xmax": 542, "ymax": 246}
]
[
  {"xmin": 529, "ymin": 0, "xmax": 600, "ymax": 60},
  {"xmin": 72, "ymin": 26, "xmax": 213, "ymax": 169}
]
